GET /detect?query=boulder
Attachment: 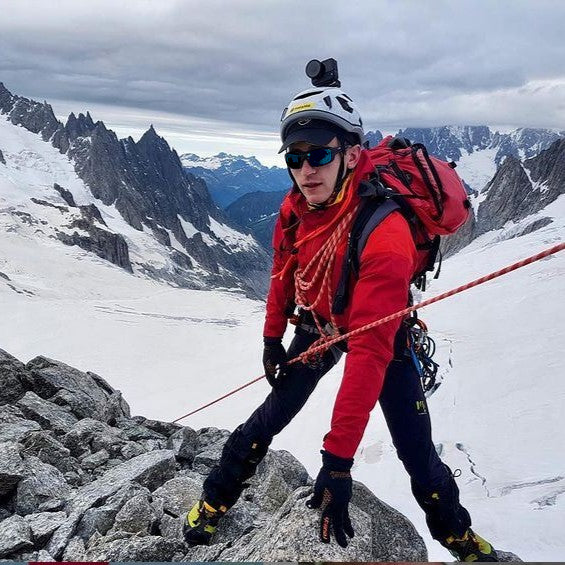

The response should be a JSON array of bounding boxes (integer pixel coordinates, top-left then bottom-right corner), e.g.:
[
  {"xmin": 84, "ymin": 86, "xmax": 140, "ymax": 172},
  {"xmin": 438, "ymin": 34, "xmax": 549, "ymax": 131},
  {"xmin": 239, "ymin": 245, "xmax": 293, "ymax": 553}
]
[
  {"xmin": 25, "ymin": 356, "xmax": 130, "ymax": 422},
  {"xmin": 0, "ymin": 349, "xmax": 34, "ymax": 405},
  {"xmin": 0, "ymin": 441, "xmax": 27, "ymax": 496},
  {"xmin": 85, "ymin": 534, "xmax": 185, "ymax": 561},
  {"xmin": 62, "ymin": 418, "xmax": 126, "ymax": 458},
  {"xmin": 81, "ymin": 449, "xmax": 110, "ymax": 470},
  {"xmin": 22, "ymin": 431, "xmax": 77, "ymax": 473},
  {"xmin": 112, "ymin": 493, "xmax": 157, "ymax": 534},
  {"xmin": 47, "ymin": 451, "xmax": 175, "ymax": 558},
  {"xmin": 17, "ymin": 391, "xmax": 78, "ymax": 435},
  {"xmin": 0, "ymin": 514, "xmax": 34, "ymax": 558},
  {"xmin": 0, "ymin": 405, "xmax": 41, "ymax": 443},
  {"xmin": 152, "ymin": 475, "xmax": 202, "ymax": 517},
  {"xmin": 15, "ymin": 456, "xmax": 71, "ymax": 516},
  {"xmin": 167, "ymin": 426, "xmax": 198, "ymax": 463},
  {"xmin": 24, "ymin": 511, "xmax": 67, "ymax": 546}
]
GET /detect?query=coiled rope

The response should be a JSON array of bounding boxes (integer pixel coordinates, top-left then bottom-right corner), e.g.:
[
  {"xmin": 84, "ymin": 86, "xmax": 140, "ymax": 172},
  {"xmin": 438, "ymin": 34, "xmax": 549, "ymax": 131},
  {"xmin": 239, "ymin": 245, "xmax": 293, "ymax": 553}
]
[{"xmin": 172, "ymin": 241, "xmax": 564, "ymax": 424}]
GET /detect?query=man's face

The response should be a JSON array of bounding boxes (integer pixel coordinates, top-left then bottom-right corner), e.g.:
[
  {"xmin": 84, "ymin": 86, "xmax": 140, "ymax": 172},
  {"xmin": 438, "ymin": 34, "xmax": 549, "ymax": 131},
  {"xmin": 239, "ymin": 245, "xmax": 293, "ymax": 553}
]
[{"xmin": 288, "ymin": 137, "xmax": 361, "ymax": 206}]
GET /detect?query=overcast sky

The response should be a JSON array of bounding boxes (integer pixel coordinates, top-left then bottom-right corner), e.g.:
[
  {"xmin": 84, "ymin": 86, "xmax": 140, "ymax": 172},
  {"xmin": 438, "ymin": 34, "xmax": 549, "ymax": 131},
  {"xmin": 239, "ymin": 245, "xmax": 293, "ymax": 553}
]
[{"xmin": 1, "ymin": 0, "xmax": 564, "ymax": 166}]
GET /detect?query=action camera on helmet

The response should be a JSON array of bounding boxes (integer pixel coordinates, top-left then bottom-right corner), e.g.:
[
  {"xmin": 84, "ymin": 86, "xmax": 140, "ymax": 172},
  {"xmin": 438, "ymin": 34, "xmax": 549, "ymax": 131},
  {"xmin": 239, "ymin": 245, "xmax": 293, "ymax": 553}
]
[{"xmin": 305, "ymin": 58, "xmax": 341, "ymax": 88}]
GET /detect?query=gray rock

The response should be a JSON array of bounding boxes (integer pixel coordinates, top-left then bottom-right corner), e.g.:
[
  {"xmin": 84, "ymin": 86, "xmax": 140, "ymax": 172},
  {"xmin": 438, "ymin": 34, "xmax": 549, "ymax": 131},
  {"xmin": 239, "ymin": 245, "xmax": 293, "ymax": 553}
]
[
  {"xmin": 25, "ymin": 356, "xmax": 130, "ymax": 423},
  {"xmin": 142, "ymin": 418, "xmax": 183, "ymax": 437},
  {"xmin": 167, "ymin": 426, "xmax": 198, "ymax": 462},
  {"xmin": 38, "ymin": 498, "xmax": 67, "ymax": 512},
  {"xmin": 0, "ymin": 415, "xmax": 42, "ymax": 443},
  {"xmin": 62, "ymin": 536, "xmax": 87, "ymax": 561},
  {"xmin": 0, "ymin": 405, "xmax": 42, "ymax": 441},
  {"xmin": 21, "ymin": 549, "xmax": 55, "ymax": 561},
  {"xmin": 22, "ymin": 431, "xmax": 76, "ymax": 473},
  {"xmin": 121, "ymin": 441, "xmax": 147, "ymax": 459},
  {"xmin": 351, "ymin": 481, "xmax": 427, "ymax": 561},
  {"xmin": 159, "ymin": 513, "xmax": 184, "ymax": 541},
  {"xmin": 57, "ymin": 224, "xmax": 133, "ymax": 273},
  {"xmin": 76, "ymin": 506, "xmax": 118, "ymax": 540},
  {"xmin": 112, "ymin": 493, "xmax": 156, "ymax": 534},
  {"xmin": 75, "ymin": 484, "xmax": 150, "ymax": 540},
  {"xmin": 24, "ymin": 511, "xmax": 67, "ymax": 546},
  {"xmin": 47, "ymin": 451, "xmax": 175, "ymax": 558},
  {"xmin": 81, "ymin": 449, "xmax": 110, "ymax": 470},
  {"xmin": 138, "ymin": 438, "xmax": 167, "ymax": 451},
  {"xmin": 116, "ymin": 418, "xmax": 167, "ymax": 441},
  {"xmin": 17, "ymin": 391, "xmax": 78, "ymax": 435},
  {"xmin": 195, "ymin": 426, "xmax": 231, "ymax": 453},
  {"xmin": 53, "ymin": 183, "xmax": 77, "ymax": 207},
  {"xmin": 0, "ymin": 349, "xmax": 34, "ymax": 405},
  {"xmin": 0, "ymin": 148, "xmax": 5, "ymax": 165},
  {"xmin": 192, "ymin": 446, "xmax": 223, "ymax": 474},
  {"xmin": 152, "ymin": 475, "xmax": 202, "ymax": 517},
  {"xmin": 248, "ymin": 449, "xmax": 310, "ymax": 513},
  {"xmin": 68, "ymin": 450, "xmax": 176, "ymax": 516},
  {"xmin": 85, "ymin": 534, "xmax": 185, "ymax": 561},
  {"xmin": 0, "ymin": 514, "xmax": 34, "ymax": 558},
  {"xmin": 497, "ymin": 549, "xmax": 523, "ymax": 561},
  {"xmin": 62, "ymin": 418, "xmax": 126, "ymax": 457},
  {"xmin": 0, "ymin": 442, "xmax": 27, "ymax": 496},
  {"xmin": 16, "ymin": 456, "xmax": 71, "ymax": 516}
]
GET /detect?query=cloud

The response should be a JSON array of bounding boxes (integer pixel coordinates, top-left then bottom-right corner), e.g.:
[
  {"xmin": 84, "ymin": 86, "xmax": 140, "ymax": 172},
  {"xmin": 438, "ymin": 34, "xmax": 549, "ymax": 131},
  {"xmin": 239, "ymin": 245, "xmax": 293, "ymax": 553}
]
[{"xmin": 1, "ymin": 0, "xmax": 564, "ymax": 162}]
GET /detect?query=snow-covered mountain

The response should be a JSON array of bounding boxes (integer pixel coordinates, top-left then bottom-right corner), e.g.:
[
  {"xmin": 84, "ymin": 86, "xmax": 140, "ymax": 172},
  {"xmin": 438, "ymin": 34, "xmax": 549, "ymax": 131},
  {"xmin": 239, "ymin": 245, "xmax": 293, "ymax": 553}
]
[
  {"xmin": 396, "ymin": 125, "xmax": 564, "ymax": 195},
  {"xmin": 0, "ymin": 83, "xmax": 270, "ymax": 298},
  {"xmin": 180, "ymin": 152, "xmax": 290, "ymax": 208}
]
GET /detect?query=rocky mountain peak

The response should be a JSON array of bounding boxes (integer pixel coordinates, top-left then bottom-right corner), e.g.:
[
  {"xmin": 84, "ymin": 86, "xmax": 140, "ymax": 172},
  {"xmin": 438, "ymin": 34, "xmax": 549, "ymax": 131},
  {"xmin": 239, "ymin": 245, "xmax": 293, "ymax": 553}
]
[{"xmin": 0, "ymin": 83, "xmax": 60, "ymax": 142}]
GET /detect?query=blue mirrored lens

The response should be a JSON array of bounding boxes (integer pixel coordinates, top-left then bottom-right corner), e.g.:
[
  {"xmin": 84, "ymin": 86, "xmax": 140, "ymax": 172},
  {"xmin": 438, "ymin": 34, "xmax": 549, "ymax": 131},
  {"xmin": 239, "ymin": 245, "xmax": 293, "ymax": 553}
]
[
  {"xmin": 285, "ymin": 153, "xmax": 303, "ymax": 168},
  {"xmin": 309, "ymin": 148, "xmax": 332, "ymax": 166}
]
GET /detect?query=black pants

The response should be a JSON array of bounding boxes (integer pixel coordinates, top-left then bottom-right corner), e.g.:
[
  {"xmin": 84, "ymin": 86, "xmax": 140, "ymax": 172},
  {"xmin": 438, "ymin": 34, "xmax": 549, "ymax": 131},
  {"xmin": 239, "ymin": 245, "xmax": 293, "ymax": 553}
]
[{"xmin": 203, "ymin": 324, "xmax": 471, "ymax": 540}]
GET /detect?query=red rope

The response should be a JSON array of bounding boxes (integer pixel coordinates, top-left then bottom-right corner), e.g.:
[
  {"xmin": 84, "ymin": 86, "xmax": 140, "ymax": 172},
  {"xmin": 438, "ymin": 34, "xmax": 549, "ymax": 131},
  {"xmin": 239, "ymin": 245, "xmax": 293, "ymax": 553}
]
[{"xmin": 172, "ymin": 241, "xmax": 564, "ymax": 423}]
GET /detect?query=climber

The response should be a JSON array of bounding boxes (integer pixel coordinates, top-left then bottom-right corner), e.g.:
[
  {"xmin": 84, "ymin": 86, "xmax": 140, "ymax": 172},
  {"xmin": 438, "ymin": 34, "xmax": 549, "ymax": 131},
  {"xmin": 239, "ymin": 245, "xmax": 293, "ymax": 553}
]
[{"xmin": 183, "ymin": 59, "xmax": 499, "ymax": 562}]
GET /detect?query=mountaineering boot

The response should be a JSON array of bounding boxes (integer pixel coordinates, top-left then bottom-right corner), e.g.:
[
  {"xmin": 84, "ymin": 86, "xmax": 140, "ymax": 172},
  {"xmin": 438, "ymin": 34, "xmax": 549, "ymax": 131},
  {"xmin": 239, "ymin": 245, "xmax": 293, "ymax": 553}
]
[
  {"xmin": 441, "ymin": 528, "xmax": 499, "ymax": 562},
  {"xmin": 183, "ymin": 499, "xmax": 226, "ymax": 546}
]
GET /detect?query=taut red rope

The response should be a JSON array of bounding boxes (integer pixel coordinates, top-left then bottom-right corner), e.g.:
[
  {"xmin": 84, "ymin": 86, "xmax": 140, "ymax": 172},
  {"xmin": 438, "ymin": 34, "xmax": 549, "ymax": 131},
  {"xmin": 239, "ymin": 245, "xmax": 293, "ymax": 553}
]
[{"xmin": 172, "ymin": 241, "xmax": 564, "ymax": 423}]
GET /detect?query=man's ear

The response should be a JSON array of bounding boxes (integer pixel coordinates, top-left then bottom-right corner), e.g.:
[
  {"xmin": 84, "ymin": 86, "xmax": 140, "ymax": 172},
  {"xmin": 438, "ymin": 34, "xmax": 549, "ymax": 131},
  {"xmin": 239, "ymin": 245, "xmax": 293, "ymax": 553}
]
[{"xmin": 346, "ymin": 145, "xmax": 362, "ymax": 169}]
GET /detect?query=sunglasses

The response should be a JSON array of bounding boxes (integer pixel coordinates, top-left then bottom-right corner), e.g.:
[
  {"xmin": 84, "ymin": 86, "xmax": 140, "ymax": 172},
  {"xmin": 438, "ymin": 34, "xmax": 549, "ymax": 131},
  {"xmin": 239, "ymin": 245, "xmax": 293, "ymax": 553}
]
[{"xmin": 284, "ymin": 147, "xmax": 343, "ymax": 169}]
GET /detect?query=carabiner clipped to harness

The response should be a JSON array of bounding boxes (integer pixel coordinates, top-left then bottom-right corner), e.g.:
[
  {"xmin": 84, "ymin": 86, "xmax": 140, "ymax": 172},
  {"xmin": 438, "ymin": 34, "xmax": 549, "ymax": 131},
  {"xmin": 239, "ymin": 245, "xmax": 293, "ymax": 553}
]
[{"xmin": 406, "ymin": 316, "xmax": 440, "ymax": 397}]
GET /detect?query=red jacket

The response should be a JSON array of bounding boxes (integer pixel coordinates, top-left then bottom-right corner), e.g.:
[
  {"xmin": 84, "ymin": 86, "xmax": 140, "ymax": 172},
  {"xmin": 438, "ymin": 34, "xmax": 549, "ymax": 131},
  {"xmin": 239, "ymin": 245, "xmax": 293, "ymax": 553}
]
[{"xmin": 263, "ymin": 151, "xmax": 418, "ymax": 459}]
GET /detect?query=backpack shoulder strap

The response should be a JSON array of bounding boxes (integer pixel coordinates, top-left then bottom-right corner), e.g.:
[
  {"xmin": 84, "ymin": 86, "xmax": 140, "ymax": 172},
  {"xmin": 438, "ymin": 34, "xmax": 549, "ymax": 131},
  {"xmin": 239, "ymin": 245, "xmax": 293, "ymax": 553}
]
[
  {"xmin": 332, "ymin": 193, "xmax": 400, "ymax": 315},
  {"xmin": 355, "ymin": 198, "xmax": 401, "ymax": 267}
]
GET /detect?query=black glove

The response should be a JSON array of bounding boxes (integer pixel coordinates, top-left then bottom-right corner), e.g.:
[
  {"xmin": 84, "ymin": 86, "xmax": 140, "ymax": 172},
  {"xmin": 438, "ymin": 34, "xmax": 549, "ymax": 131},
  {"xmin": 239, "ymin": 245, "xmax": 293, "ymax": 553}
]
[
  {"xmin": 262, "ymin": 337, "xmax": 287, "ymax": 388},
  {"xmin": 306, "ymin": 450, "xmax": 355, "ymax": 548}
]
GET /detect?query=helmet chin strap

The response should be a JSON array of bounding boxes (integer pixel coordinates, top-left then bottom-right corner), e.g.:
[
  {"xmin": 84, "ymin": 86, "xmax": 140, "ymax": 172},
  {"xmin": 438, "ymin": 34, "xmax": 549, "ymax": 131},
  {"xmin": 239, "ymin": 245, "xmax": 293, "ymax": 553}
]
[{"xmin": 288, "ymin": 144, "xmax": 351, "ymax": 210}]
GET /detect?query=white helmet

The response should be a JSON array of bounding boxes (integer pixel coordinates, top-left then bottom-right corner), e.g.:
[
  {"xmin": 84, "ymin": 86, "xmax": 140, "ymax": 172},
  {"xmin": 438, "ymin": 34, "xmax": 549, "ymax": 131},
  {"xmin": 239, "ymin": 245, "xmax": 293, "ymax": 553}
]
[{"xmin": 279, "ymin": 86, "xmax": 365, "ymax": 153}]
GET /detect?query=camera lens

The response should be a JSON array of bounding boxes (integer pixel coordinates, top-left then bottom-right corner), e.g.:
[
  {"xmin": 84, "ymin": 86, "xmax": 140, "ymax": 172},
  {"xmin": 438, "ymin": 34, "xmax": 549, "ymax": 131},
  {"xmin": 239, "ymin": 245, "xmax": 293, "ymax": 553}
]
[{"xmin": 306, "ymin": 59, "xmax": 323, "ymax": 80}]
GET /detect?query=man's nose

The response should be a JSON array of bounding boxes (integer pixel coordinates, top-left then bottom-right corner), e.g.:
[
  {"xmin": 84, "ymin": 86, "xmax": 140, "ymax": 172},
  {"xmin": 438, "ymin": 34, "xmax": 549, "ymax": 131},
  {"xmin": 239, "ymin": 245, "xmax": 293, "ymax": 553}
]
[{"xmin": 301, "ymin": 160, "xmax": 317, "ymax": 174}]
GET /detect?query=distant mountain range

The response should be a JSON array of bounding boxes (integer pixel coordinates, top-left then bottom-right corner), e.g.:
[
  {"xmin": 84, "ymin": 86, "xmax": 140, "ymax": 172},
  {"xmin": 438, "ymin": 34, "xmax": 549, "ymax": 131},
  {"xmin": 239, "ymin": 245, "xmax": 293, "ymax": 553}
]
[
  {"xmin": 180, "ymin": 152, "xmax": 289, "ymax": 208},
  {"xmin": 0, "ymin": 82, "xmax": 270, "ymax": 298}
]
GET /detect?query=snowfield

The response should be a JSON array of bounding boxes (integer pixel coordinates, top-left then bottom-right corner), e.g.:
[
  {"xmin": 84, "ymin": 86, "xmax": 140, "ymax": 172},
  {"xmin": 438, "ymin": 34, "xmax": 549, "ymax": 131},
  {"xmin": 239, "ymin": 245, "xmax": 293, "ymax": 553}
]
[{"xmin": 1, "ymin": 116, "xmax": 564, "ymax": 560}]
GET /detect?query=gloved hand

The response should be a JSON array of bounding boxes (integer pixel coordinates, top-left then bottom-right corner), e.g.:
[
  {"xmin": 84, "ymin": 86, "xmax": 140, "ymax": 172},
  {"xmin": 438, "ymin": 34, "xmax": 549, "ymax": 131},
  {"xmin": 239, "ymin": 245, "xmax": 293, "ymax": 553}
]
[
  {"xmin": 262, "ymin": 337, "xmax": 287, "ymax": 388},
  {"xmin": 306, "ymin": 450, "xmax": 355, "ymax": 547}
]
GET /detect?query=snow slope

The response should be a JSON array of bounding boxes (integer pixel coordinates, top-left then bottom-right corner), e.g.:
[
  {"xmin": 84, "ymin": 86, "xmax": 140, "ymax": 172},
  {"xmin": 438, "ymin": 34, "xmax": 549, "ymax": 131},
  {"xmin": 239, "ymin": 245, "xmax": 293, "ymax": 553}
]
[{"xmin": 1, "ymin": 117, "xmax": 565, "ymax": 560}]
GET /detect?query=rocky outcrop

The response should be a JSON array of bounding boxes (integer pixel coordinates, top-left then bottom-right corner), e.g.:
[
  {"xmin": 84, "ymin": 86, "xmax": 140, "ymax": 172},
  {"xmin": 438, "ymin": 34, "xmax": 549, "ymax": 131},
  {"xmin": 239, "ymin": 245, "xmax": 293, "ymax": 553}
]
[
  {"xmin": 0, "ymin": 148, "xmax": 5, "ymax": 165},
  {"xmin": 0, "ymin": 82, "xmax": 60, "ymax": 142},
  {"xmin": 1, "ymin": 82, "xmax": 270, "ymax": 298},
  {"xmin": 0, "ymin": 348, "xmax": 455, "ymax": 562},
  {"xmin": 476, "ymin": 139, "xmax": 565, "ymax": 236}
]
